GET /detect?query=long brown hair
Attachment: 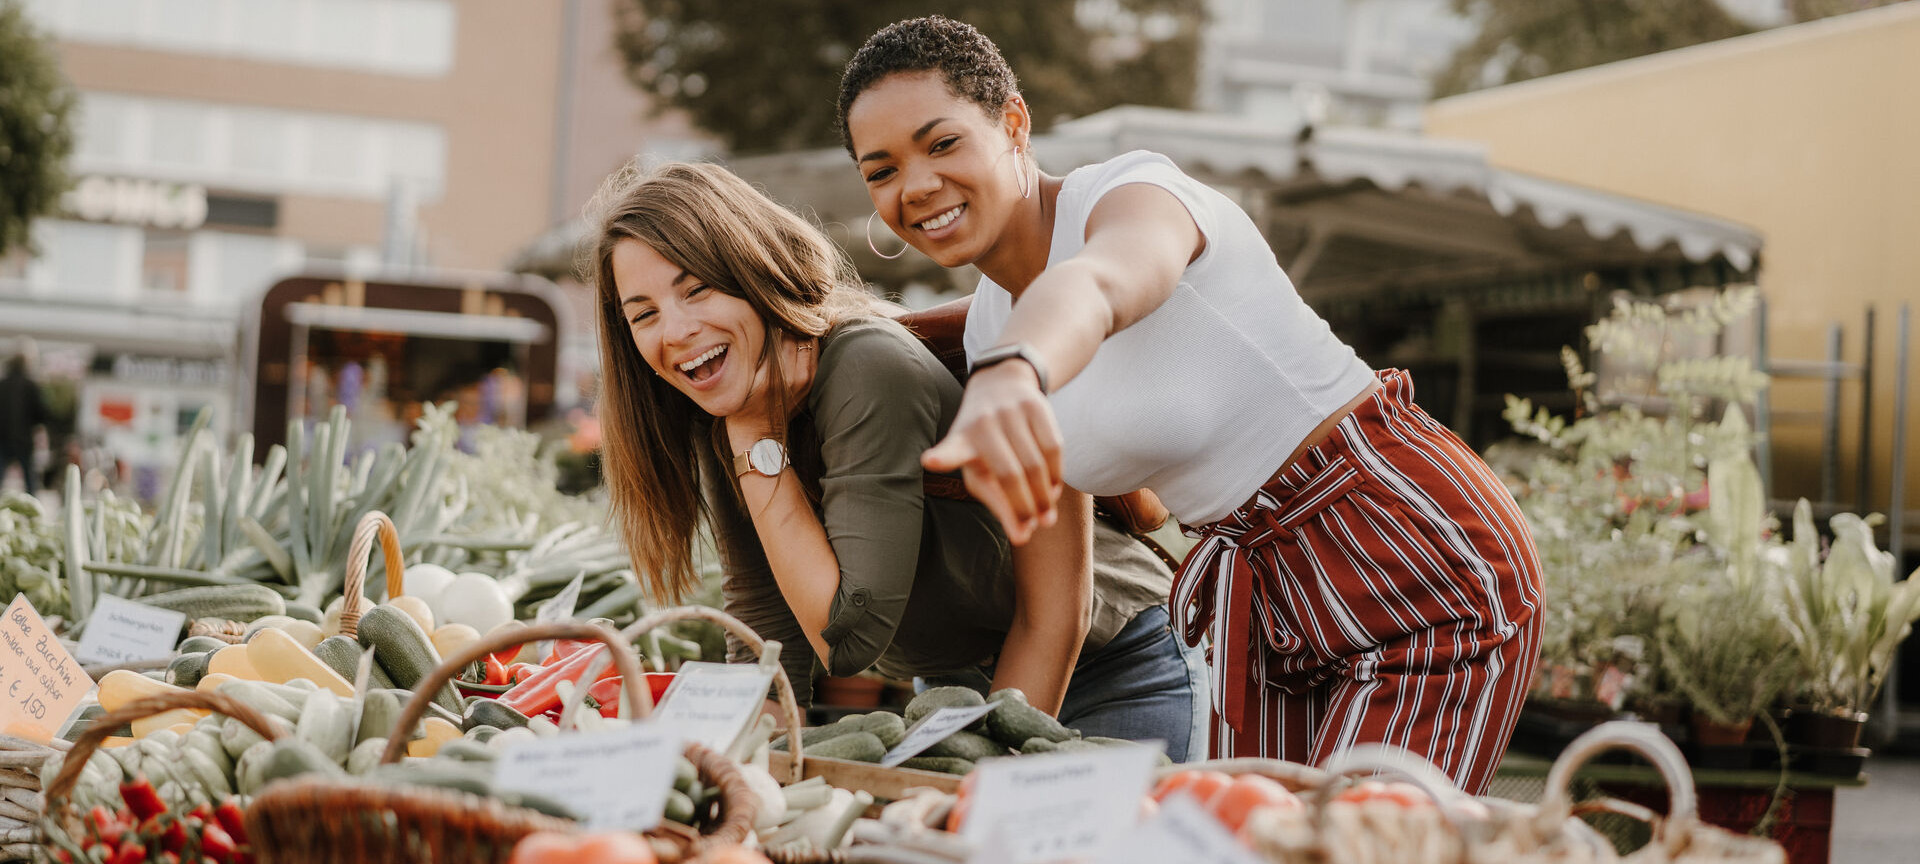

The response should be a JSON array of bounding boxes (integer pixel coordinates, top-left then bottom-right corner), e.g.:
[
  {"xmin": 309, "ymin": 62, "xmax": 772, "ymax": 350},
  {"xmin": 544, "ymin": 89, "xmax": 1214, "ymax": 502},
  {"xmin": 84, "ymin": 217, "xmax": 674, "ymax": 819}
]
[{"xmin": 587, "ymin": 161, "xmax": 879, "ymax": 603}]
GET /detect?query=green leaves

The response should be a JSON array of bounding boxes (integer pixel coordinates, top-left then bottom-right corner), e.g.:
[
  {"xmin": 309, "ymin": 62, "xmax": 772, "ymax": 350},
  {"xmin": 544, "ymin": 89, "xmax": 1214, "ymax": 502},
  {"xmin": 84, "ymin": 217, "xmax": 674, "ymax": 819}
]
[{"xmin": 0, "ymin": 0, "xmax": 76, "ymax": 258}]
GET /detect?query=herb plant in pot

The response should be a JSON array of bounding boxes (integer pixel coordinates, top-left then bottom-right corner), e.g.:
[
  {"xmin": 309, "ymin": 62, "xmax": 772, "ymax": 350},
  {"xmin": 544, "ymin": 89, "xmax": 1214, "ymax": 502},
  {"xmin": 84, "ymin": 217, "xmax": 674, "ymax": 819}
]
[
  {"xmin": 1657, "ymin": 574, "xmax": 1796, "ymax": 753},
  {"xmin": 1776, "ymin": 501, "xmax": 1920, "ymax": 750}
]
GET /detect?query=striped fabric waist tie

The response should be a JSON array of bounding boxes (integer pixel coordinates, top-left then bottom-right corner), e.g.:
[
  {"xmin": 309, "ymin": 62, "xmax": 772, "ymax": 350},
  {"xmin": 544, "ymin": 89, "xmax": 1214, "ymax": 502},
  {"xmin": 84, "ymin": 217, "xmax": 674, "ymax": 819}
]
[{"xmin": 1170, "ymin": 453, "xmax": 1365, "ymax": 735}]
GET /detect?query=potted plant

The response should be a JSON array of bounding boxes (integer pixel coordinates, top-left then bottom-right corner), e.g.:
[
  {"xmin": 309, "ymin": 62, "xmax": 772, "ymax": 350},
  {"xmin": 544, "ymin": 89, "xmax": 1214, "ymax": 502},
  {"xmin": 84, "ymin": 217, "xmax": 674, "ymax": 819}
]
[
  {"xmin": 1656, "ymin": 570, "xmax": 1797, "ymax": 750},
  {"xmin": 1775, "ymin": 500, "xmax": 1920, "ymax": 749}
]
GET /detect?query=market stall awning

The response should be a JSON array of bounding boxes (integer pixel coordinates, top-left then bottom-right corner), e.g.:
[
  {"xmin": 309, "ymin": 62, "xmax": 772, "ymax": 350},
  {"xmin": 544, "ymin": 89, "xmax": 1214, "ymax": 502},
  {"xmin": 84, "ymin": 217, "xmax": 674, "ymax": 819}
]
[
  {"xmin": 283, "ymin": 302, "xmax": 551, "ymax": 343},
  {"xmin": 0, "ymin": 298, "xmax": 238, "ymax": 358}
]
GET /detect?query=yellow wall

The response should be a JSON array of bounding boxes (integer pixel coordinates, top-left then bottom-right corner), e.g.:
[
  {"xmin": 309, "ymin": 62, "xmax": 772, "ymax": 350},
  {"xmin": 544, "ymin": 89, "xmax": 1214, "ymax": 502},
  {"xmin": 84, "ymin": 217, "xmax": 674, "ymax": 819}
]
[{"xmin": 1427, "ymin": 3, "xmax": 1920, "ymax": 516}]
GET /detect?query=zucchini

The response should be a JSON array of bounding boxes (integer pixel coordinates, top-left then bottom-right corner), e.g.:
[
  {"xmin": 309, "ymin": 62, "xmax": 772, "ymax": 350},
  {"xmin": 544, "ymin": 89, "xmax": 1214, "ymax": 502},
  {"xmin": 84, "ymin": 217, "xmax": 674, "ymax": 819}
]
[
  {"xmin": 366, "ymin": 761, "xmax": 493, "ymax": 798},
  {"xmin": 345, "ymin": 738, "xmax": 386, "ymax": 776},
  {"xmin": 920, "ymin": 730, "xmax": 1009, "ymax": 762},
  {"xmin": 139, "ymin": 584, "xmax": 285, "ymax": 622},
  {"xmin": 357, "ymin": 605, "xmax": 463, "ymax": 714},
  {"xmin": 672, "ymin": 757, "xmax": 699, "ymax": 795},
  {"xmin": 358, "ymin": 690, "xmax": 424, "ymax": 745},
  {"xmin": 499, "ymin": 790, "xmax": 582, "ymax": 822},
  {"xmin": 166, "ymin": 652, "xmax": 211, "ymax": 687},
  {"xmin": 984, "ymin": 688, "xmax": 1078, "ymax": 748},
  {"xmin": 311, "ymin": 636, "xmax": 362, "ymax": 682},
  {"xmin": 177, "ymin": 636, "xmax": 230, "ymax": 654},
  {"xmin": 900, "ymin": 756, "xmax": 975, "ymax": 775},
  {"xmin": 282, "ymin": 601, "xmax": 325, "ymax": 624},
  {"xmin": 464, "ymin": 725, "xmax": 500, "ymax": 744},
  {"xmin": 295, "ymin": 692, "xmax": 353, "ymax": 764},
  {"xmin": 1019, "ymin": 736, "xmax": 1058, "ymax": 754},
  {"xmin": 807, "ymin": 730, "xmax": 887, "ymax": 763},
  {"xmin": 462, "ymin": 699, "xmax": 530, "ymax": 732},
  {"xmin": 904, "ymin": 686, "xmax": 985, "ymax": 724}
]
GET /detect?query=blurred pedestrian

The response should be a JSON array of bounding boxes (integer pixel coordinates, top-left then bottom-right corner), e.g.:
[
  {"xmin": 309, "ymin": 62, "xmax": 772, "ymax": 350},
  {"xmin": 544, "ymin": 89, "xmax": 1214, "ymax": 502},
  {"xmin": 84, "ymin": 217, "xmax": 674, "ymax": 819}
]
[{"xmin": 0, "ymin": 354, "xmax": 50, "ymax": 494}]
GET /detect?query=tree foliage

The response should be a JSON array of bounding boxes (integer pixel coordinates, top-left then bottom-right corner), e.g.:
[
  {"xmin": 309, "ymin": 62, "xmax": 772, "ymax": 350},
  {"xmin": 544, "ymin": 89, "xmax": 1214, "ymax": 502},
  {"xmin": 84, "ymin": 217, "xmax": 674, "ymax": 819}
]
[
  {"xmin": 1434, "ymin": 0, "xmax": 1752, "ymax": 98},
  {"xmin": 0, "ymin": 0, "xmax": 75, "ymax": 258},
  {"xmin": 1436, "ymin": 0, "xmax": 1909, "ymax": 99},
  {"xmin": 613, "ymin": 0, "xmax": 1205, "ymax": 154}
]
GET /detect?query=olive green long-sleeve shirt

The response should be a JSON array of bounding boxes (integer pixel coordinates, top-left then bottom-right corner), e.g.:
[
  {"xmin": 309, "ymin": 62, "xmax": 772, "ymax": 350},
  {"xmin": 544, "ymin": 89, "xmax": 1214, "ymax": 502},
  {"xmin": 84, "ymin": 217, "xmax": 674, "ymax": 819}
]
[{"xmin": 704, "ymin": 317, "xmax": 1171, "ymax": 705}]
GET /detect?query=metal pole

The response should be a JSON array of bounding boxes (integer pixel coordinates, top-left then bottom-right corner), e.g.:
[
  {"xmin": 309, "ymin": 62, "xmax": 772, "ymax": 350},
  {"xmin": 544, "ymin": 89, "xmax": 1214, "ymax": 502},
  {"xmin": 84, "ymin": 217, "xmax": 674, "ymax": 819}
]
[
  {"xmin": 1822, "ymin": 323, "xmax": 1843, "ymax": 506},
  {"xmin": 1859, "ymin": 306, "xmax": 1876, "ymax": 515},
  {"xmin": 1879, "ymin": 304, "xmax": 1910, "ymax": 746},
  {"xmin": 1755, "ymin": 297, "xmax": 1773, "ymax": 496}
]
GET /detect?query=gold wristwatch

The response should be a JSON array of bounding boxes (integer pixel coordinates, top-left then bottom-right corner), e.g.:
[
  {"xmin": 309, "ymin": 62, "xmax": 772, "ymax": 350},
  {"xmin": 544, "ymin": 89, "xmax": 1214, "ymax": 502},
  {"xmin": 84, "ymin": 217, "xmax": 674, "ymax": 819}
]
[{"xmin": 733, "ymin": 437, "xmax": 788, "ymax": 479}]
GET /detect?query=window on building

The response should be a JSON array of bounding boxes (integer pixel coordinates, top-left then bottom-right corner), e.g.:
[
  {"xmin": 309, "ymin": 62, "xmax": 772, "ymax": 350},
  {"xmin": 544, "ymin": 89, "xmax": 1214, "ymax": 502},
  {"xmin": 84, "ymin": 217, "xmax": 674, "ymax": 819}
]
[
  {"xmin": 27, "ymin": 0, "xmax": 455, "ymax": 77},
  {"xmin": 141, "ymin": 230, "xmax": 192, "ymax": 296},
  {"xmin": 50, "ymin": 221, "xmax": 137, "ymax": 302}
]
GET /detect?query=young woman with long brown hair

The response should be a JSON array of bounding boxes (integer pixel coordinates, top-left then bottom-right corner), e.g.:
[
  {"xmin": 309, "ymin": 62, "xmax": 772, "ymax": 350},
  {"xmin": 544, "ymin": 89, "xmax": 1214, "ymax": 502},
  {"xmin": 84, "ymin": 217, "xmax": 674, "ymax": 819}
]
[
  {"xmin": 588, "ymin": 161, "xmax": 1207, "ymax": 759},
  {"xmin": 838, "ymin": 17, "xmax": 1543, "ymax": 794}
]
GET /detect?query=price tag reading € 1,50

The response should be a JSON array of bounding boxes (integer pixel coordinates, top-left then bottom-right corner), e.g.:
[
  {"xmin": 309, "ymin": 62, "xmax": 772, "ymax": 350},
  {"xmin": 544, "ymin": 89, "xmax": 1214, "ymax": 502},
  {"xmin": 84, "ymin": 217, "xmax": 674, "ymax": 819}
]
[
  {"xmin": 0, "ymin": 596, "xmax": 94, "ymax": 743},
  {"xmin": 651, "ymin": 662, "xmax": 776, "ymax": 751},
  {"xmin": 962, "ymin": 743, "xmax": 1159, "ymax": 864}
]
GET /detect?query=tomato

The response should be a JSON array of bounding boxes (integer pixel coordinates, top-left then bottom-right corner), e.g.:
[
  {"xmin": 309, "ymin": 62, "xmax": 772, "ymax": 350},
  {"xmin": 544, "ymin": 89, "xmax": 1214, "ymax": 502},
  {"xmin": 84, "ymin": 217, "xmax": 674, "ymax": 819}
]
[
  {"xmin": 1331, "ymin": 780, "xmax": 1434, "ymax": 808},
  {"xmin": 1206, "ymin": 775, "xmax": 1301, "ymax": 834},
  {"xmin": 1151, "ymin": 769, "xmax": 1233, "ymax": 805},
  {"xmin": 508, "ymin": 831, "xmax": 657, "ymax": 864}
]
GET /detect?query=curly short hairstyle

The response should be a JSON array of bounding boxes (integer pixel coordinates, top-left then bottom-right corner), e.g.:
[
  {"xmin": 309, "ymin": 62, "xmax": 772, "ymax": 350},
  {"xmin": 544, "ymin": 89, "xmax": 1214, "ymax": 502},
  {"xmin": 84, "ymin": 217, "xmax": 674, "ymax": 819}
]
[{"xmin": 836, "ymin": 16, "xmax": 1020, "ymax": 156}]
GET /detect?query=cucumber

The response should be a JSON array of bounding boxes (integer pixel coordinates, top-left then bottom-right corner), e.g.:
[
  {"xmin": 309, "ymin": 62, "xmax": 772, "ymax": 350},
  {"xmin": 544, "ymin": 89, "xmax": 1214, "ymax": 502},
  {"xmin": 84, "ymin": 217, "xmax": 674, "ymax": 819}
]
[
  {"xmin": 673, "ymin": 757, "xmax": 700, "ymax": 795},
  {"xmin": 295, "ymin": 693, "xmax": 353, "ymax": 764},
  {"xmin": 464, "ymin": 725, "xmax": 500, "ymax": 744},
  {"xmin": 257, "ymin": 738, "xmax": 344, "ymax": 787},
  {"xmin": 165, "ymin": 652, "xmax": 211, "ymax": 688},
  {"xmin": 357, "ymin": 690, "xmax": 407, "ymax": 746},
  {"xmin": 984, "ymin": 688, "xmax": 1077, "ymax": 748},
  {"xmin": 806, "ymin": 730, "xmax": 886, "ymax": 763},
  {"xmin": 770, "ymin": 722, "xmax": 860, "ymax": 753},
  {"xmin": 139, "ymin": 584, "xmax": 285, "ymax": 622},
  {"xmin": 311, "ymin": 636, "xmax": 363, "ymax": 682},
  {"xmin": 177, "ymin": 636, "xmax": 231, "ymax": 654},
  {"xmin": 434, "ymin": 738, "xmax": 496, "ymax": 763},
  {"xmin": 462, "ymin": 699, "xmax": 530, "ymax": 732},
  {"xmin": 499, "ymin": 790, "xmax": 581, "ymax": 821},
  {"xmin": 366, "ymin": 761, "xmax": 492, "ymax": 798},
  {"xmin": 1019, "ymin": 737, "xmax": 1058, "ymax": 754},
  {"xmin": 345, "ymin": 738, "xmax": 386, "ymax": 776},
  {"xmin": 904, "ymin": 686, "xmax": 985, "ymax": 724},
  {"xmin": 664, "ymin": 789, "xmax": 696, "ymax": 825},
  {"xmin": 356, "ymin": 605, "xmax": 463, "ymax": 714},
  {"xmin": 920, "ymin": 730, "xmax": 1009, "ymax": 762},
  {"xmin": 900, "ymin": 756, "xmax": 975, "ymax": 775},
  {"xmin": 856, "ymin": 711, "xmax": 907, "ymax": 748}
]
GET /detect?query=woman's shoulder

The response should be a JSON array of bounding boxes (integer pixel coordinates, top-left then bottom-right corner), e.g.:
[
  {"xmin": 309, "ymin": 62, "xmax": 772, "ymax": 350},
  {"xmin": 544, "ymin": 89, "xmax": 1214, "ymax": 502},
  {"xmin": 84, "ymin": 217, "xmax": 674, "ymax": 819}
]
[{"xmin": 816, "ymin": 315, "xmax": 957, "ymax": 395}]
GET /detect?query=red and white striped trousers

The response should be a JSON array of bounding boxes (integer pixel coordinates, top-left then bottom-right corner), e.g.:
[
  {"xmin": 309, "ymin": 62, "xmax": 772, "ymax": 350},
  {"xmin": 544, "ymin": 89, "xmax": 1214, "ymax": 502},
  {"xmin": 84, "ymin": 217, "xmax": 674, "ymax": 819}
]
[{"xmin": 1171, "ymin": 369, "xmax": 1542, "ymax": 795}]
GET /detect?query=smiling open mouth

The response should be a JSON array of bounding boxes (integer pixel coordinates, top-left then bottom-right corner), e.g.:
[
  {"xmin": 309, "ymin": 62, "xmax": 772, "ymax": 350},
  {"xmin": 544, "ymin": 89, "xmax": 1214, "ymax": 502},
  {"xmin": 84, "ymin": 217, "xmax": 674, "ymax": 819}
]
[
  {"xmin": 678, "ymin": 345, "xmax": 727, "ymax": 383},
  {"xmin": 916, "ymin": 205, "xmax": 964, "ymax": 231}
]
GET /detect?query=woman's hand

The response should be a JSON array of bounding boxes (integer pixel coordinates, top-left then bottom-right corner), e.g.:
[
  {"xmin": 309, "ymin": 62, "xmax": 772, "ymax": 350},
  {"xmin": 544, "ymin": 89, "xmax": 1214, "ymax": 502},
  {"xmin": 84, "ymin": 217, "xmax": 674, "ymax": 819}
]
[
  {"xmin": 730, "ymin": 331, "xmax": 818, "ymax": 444},
  {"xmin": 921, "ymin": 360, "xmax": 1064, "ymax": 545}
]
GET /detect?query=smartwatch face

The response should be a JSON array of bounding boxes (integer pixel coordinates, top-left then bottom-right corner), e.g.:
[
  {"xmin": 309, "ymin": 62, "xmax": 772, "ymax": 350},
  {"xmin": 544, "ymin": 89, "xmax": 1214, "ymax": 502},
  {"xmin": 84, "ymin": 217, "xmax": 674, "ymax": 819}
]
[{"xmin": 748, "ymin": 438, "xmax": 787, "ymax": 476}]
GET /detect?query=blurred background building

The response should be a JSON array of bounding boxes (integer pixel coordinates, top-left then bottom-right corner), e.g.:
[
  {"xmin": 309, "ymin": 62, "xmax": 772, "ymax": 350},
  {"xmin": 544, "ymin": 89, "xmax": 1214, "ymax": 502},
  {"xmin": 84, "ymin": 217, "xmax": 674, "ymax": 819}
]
[{"xmin": 0, "ymin": 0, "xmax": 707, "ymax": 496}]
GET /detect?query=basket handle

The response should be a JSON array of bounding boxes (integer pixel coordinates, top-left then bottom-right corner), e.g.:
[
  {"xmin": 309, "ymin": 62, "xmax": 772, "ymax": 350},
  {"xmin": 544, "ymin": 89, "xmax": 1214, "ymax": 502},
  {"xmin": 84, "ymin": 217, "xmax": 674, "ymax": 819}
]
[
  {"xmin": 45, "ymin": 690, "xmax": 286, "ymax": 806},
  {"xmin": 622, "ymin": 606, "xmax": 807, "ymax": 785},
  {"xmin": 379, "ymin": 620, "xmax": 651, "ymax": 765},
  {"xmin": 1537, "ymin": 720, "xmax": 1697, "ymax": 859},
  {"xmin": 340, "ymin": 511, "xmax": 405, "ymax": 639}
]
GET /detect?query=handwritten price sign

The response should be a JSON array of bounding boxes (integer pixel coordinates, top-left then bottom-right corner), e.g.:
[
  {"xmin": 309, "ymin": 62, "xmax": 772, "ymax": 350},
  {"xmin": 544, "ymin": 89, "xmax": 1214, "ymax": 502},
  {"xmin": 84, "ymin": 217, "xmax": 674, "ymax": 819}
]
[{"xmin": 0, "ymin": 596, "xmax": 93, "ymax": 742}]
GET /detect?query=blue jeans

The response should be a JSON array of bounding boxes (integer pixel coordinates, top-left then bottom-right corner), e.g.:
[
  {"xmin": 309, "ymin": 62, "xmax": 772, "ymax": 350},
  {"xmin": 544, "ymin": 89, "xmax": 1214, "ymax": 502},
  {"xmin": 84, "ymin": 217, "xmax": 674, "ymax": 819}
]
[{"xmin": 917, "ymin": 605, "xmax": 1211, "ymax": 762}]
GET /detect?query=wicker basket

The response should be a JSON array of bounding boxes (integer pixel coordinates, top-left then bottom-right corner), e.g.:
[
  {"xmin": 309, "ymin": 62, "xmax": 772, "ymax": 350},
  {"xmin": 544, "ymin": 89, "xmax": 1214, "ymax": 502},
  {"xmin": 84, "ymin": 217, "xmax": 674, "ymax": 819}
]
[
  {"xmin": 1540, "ymin": 723, "xmax": 1786, "ymax": 864},
  {"xmin": 245, "ymin": 618, "xmax": 756, "ymax": 864},
  {"xmin": 41, "ymin": 690, "xmax": 286, "ymax": 859}
]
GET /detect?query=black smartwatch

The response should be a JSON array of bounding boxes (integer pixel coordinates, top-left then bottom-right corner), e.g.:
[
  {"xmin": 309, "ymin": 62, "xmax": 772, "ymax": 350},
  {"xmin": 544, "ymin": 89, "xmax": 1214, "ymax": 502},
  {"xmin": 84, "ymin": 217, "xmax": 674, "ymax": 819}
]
[{"xmin": 970, "ymin": 343, "xmax": 1051, "ymax": 393}]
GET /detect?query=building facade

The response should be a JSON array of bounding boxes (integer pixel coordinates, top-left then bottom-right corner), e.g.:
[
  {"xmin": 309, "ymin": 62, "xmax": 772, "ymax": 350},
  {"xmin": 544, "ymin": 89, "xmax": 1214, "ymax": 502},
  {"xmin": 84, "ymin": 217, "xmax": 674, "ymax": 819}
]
[{"xmin": 0, "ymin": 0, "xmax": 694, "ymax": 496}]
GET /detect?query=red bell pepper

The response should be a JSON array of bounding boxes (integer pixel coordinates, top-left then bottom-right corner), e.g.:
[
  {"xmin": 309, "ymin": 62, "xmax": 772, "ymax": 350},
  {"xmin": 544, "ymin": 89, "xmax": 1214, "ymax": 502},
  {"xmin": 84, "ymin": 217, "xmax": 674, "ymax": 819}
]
[
  {"xmin": 482, "ymin": 655, "xmax": 510, "ymax": 687},
  {"xmin": 586, "ymin": 677, "xmax": 623, "ymax": 718},
  {"xmin": 499, "ymin": 644, "xmax": 622, "ymax": 716},
  {"xmin": 545, "ymin": 638, "xmax": 594, "ymax": 665}
]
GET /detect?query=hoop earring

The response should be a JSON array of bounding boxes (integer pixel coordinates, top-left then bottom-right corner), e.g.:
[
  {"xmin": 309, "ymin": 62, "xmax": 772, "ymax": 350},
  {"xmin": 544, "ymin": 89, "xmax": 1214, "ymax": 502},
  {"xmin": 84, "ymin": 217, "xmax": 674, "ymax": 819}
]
[
  {"xmin": 866, "ymin": 211, "xmax": 907, "ymax": 260},
  {"xmin": 1012, "ymin": 145, "xmax": 1032, "ymax": 199}
]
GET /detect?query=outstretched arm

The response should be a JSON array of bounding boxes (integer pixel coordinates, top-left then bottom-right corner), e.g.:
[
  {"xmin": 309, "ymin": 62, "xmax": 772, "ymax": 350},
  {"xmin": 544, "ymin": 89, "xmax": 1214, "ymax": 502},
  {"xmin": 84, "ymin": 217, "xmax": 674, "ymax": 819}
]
[{"xmin": 923, "ymin": 183, "xmax": 1203, "ymax": 543}]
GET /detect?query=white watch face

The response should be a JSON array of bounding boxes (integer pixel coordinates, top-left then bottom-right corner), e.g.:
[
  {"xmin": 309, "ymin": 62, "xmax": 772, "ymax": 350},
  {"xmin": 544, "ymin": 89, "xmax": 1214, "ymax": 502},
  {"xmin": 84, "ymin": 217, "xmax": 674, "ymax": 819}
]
[{"xmin": 748, "ymin": 438, "xmax": 786, "ymax": 476}]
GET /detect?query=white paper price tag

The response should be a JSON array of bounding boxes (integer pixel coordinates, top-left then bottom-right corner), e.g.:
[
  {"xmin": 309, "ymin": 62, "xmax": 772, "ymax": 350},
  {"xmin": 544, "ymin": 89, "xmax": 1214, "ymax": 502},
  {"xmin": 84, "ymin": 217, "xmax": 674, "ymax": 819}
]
[
  {"xmin": 494, "ymin": 724, "xmax": 683, "ymax": 830},
  {"xmin": 880, "ymin": 702, "xmax": 999, "ymax": 767},
  {"xmin": 75, "ymin": 596, "xmax": 187, "ymax": 666},
  {"xmin": 962, "ymin": 744, "xmax": 1158, "ymax": 864},
  {"xmin": 1099, "ymin": 793, "xmax": 1266, "ymax": 864},
  {"xmin": 537, "ymin": 572, "xmax": 586, "ymax": 624},
  {"xmin": 651, "ymin": 662, "xmax": 776, "ymax": 751}
]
